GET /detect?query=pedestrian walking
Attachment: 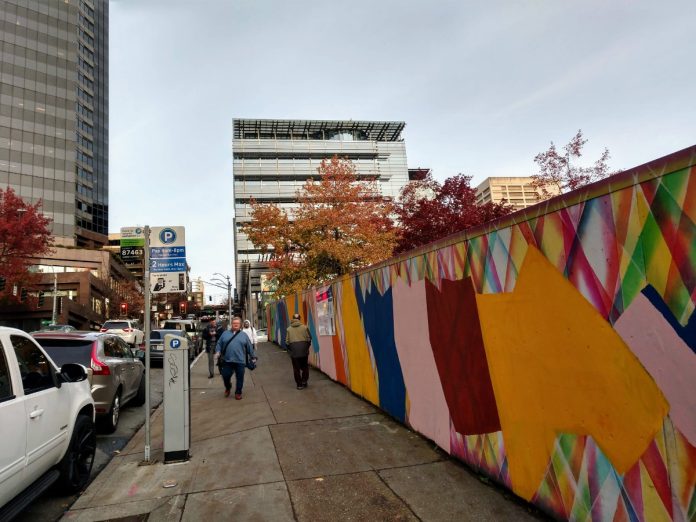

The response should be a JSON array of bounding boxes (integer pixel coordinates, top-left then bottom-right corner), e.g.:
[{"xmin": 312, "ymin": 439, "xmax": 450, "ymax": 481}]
[
  {"xmin": 201, "ymin": 321, "xmax": 218, "ymax": 378},
  {"xmin": 215, "ymin": 317, "xmax": 256, "ymax": 399},
  {"xmin": 286, "ymin": 313, "xmax": 312, "ymax": 389},
  {"xmin": 242, "ymin": 319, "xmax": 257, "ymax": 351}
]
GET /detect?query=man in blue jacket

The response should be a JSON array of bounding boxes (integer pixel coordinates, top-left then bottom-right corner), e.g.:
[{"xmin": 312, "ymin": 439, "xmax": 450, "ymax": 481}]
[{"xmin": 215, "ymin": 317, "xmax": 256, "ymax": 399}]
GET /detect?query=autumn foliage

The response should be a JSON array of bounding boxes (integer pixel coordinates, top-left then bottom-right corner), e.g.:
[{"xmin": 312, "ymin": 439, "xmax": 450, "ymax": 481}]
[
  {"xmin": 531, "ymin": 129, "xmax": 618, "ymax": 199},
  {"xmin": 0, "ymin": 187, "xmax": 53, "ymax": 303},
  {"xmin": 394, "ymin": 173, "xmax": 511, "ymax": 254},
  {"xmin": 242, "ymin": 157, "xmax": 396, "ymax": 298}
]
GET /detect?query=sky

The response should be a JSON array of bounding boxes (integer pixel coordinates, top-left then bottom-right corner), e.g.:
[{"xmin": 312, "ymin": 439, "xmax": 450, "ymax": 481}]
[{"xmin": 109, "ymin": 0, "xmax": 696, "ymax": 299}]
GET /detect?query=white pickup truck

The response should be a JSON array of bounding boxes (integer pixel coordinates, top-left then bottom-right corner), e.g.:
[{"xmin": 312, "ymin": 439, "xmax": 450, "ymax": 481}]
[{"xmin": 0, "ymin": 327, "xmax": 96, "ymax": 520}]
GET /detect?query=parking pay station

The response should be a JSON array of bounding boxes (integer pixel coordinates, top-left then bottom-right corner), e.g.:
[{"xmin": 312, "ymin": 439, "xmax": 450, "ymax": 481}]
[{"xmin": 163, "ymin": 334, "xmax": 190, "ymax": 463}]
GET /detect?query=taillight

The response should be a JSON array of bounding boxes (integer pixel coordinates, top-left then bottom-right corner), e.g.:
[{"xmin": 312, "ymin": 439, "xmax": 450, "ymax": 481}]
[
  {"xmin": 123, "ymin": 328, "xmax": 133, "ymax": 332},
  {"xmin": 100, "ymin": 328, "xmax": 107, "ymax": 332},
  {"xmin": 91, "ymin": 343, "xmax": 110, "ymax": 375}
]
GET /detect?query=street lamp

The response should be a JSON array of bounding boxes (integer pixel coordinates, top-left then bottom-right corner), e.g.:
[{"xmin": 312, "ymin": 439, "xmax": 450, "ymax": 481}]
[{"xmin": 210, "ymin": 272, "xmax": 233, "ymax": 324}]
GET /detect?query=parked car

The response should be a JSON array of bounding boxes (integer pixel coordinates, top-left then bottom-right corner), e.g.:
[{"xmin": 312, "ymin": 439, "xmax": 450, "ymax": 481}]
[
  {"xmin": 100, "ymin": 319, "xmax": 144, "ymax": 347},
  {"xmin": 38, "ymin": 324, "xmax": 77, "ymax": 333},
  {"xmin": 32, "ymin": 332, "xmax": 145, "ymax": 433},
  {"xmin": 256, "ymin": 328, "xmax": 268, "ymax": 343},
  {"xmin": 0, "ymin": 327, "xmax": 95, "ymax": 520},
  {"xmin": 161, "ymin": 319, "xmax": 201, "ymax": 355},
  {"xmin": 148, "ymin": 329, "xmax": 194, "ymax": 364}
]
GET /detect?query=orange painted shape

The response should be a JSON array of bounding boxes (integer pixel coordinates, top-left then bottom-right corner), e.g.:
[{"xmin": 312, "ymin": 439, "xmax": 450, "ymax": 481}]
[{"xmin": 476, "ymin": 246, "xmax": 669, "ymax": 500}]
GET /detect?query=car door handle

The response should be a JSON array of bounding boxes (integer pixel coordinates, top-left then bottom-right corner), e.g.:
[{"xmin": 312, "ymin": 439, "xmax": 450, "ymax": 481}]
[{"xmin": 29, "ymin": 408, "xmax": 44, "ymax": 419}]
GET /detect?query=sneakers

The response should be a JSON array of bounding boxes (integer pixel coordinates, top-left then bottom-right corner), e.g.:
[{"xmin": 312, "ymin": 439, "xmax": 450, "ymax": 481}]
[
  {"xmin": 235, "ymin": 393, "xmax": 242, "ymax": 400},
  {"xmin": 297, "ymin": 384, "xmax": 305, "ymax": 390},
  {"xmin": 208, "ymin": 374, "xmax": 214, "ymax": 379},
  {"xmin": 224, "ymin": 389, "xmax": 230, "ymax": 398}
]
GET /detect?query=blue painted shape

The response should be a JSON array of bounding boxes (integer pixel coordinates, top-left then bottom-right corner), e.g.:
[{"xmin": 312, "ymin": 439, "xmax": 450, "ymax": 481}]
[
  {"xmin": 354, "ymin": 278, "xmax": 406, "ymax": 422},
  {"xmin": 306, "ymin": 306, "xmax": 319, "ymax": 354},
  {"xmin": 642, "ymin": 284, "xmax": 696, "ymax": 354},
  {"xmin": 277, "ymin": 301, "xmax": 288, "ymax": 349}
]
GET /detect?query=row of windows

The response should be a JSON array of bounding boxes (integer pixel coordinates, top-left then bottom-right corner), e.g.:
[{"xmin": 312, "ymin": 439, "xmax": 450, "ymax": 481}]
[
  {"xmin": 0, "ymin": 104, "xmax": 77, "ymax": 134},
  {"xmin": 76, "ymin": 133, "xmax": 92, "ymax": 151},
  {"xmin": 78, "ymin": 42, "xmax": 94, "ymax": 62},
  {"xmin": 1, "ymin": 41, "xmax": 75, "ymax": 76},
  {"xmin": 77, "ymin": 87, "xmax": 93, "ymax": 105},
  {"xmin": 78, "ymin": 28, "xmax": 94, "ymax": 47},
  {"xmin": 77, "ymin": 183, "xmax": 92, "ymax": 198},
  {"xmin": 77, "ymin": 165, "xmax": 93, "ymax": 183},
  {"xmin": 1, "ymin": 96, "xmax": 75, "ymax": 123},
  {"xmin": 0, "ymin": 140, "xmax": 71, "ymax": 161},
  {"xmin": 76, "ymin": 150, "xmax": 92, "ymax": 167},
  {"xmin": 3, "ymin": 0, "xmax": 74, "ymax": 23},
  {"xmin": 77, "ymin": 117, "xmax": 93, "ymax": 134},
  {"xmin": 0, "ymin": 84, "xmax": 75, "ymax": 110},
  {"xmin": 78, "ymin": 72, "xmax": 93, "ymax": 90},
  {"xmin": 0, "ymin": 10, "xmax": 75, "ymax": 44},
  {"xmin": 79, "ymin": 0, "xmax": 95, "ymax": 19},
  {"xmin": 240, "ymin": 130, "xmax": 371, "ymax": 141},
  {"xmin": 78, "ymin": 56, "xmax": 93, "ymax": 76},
  {"xmin": 78, "ymin": 14, "xmax": 94, "ymax": 34},
  {"xmin": 1, "ymin": 58, "xmax": 79, "ymax": 90},
  {"xmin": 0, "ymin": 161, "xmax": 76, "ymax": 182},
  {"xmin": 76, "ymin": 102, "xmax": 93, "ymax": 120}
]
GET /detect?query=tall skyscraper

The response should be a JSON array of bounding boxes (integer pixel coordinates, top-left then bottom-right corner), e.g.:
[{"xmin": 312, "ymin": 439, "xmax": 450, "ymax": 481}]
[
  {"xmin": 0, "ymin": 0, "xmax": 108, "ymax": 247},
  {"xmin": 232, "ymin": 118, "xmax": 409, "ymax": 322}
]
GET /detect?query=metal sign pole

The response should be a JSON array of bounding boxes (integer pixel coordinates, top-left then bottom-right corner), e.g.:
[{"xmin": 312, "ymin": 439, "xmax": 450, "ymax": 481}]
[
  {"xmin": 143, "ymin": 225, "xmax": 152, "ymax": 462},
  {"xmin": 51, "ymin": 273, "xmax": 57, "ymax": 324},
  {"xmin": 227, "ymin": 276, "xmax": 232, "ymax": 321}
]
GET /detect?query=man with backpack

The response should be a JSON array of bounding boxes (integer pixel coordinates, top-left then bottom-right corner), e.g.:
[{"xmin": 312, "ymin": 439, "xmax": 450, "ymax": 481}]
[{"xmin": 215, "ymin": 317, "xmax": 256, "ymax": 399}]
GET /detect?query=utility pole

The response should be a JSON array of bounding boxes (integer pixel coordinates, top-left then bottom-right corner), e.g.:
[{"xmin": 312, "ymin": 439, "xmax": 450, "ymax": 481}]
[
  {"xmin": 51, "ymin": 272, "xmax": 57, "ymax": 324},
  {"xmin": 143, "ymin": 225, "xmax": 152, "ymax": 463},
  {"xmin": 210, "ymin": 273, "xmax": 233, "ymax": 324}
]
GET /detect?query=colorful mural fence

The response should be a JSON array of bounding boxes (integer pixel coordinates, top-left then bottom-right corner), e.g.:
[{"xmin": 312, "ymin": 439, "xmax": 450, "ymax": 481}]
[{"xmin": 267, "ymin": 146, "xmax": 696, "ymax": 521}]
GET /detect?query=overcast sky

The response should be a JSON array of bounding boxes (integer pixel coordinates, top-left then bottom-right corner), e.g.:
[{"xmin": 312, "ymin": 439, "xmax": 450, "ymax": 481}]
[{"xmin": 109, "ymin": 0, "xmax": 696, "ymax": 299}]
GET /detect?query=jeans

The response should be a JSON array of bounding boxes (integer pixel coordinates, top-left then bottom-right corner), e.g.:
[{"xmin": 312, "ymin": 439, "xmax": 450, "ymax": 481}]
[
  {"xmin": 220, "ymin": 362, "xmax": 245, "ymax": 394},
  {"xmin": 207, "ymin": 350, "xmax": 215, "ymax": 377},
  {"xmin": 291, "ymin": 356, "xmax": 309, "ymax": 386}
]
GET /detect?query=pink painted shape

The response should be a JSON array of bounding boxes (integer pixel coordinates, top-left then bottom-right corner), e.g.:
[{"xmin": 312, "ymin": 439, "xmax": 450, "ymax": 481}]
[
  {"xmin": 392, "ymin": 277, "xmax": 451, "ymax": 453},
  {"xmin": 308, "ymin": 297, "xmax": 337, "ymax": 380},
  {"xmin": 614, "ymin": 292, "xmax": 696, "ymax": 446}
]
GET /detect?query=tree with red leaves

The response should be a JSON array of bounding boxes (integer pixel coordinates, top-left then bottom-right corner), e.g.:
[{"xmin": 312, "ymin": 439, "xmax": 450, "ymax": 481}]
[
  {"xmin": 0, "ymin": 187, "xmax": 53, "ymax": 303},
  {"xmin": 394, "ymin": 173, "xmax": 511, "ymax": 254},
  {"xmin": 530, "ymin": 129, "xmax": 618, "ymax": 199}
]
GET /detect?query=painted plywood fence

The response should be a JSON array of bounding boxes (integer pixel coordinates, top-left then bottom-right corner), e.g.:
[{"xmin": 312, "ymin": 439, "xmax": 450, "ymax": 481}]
[{"xmin": 267, "ymin": 147, "xmax": 696, "ymax": 522}]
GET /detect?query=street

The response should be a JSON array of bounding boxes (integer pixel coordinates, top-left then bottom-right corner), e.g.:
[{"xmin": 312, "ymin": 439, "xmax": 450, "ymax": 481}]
[{"xmin": 15, "ymin": 366, "xmax": 165, "ymax": 522}]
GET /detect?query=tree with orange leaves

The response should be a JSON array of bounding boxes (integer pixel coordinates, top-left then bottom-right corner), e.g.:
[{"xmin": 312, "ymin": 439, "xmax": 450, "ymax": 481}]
[{"xmin": 242, "ymin": 156, "xmax": 396, "ymax": 298}]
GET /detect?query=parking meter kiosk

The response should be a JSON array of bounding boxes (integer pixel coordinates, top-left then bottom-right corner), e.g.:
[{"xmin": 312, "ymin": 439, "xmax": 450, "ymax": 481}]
[{"xmin": 163, "ymin": 334, "xmax": 190, "ymax": 462}]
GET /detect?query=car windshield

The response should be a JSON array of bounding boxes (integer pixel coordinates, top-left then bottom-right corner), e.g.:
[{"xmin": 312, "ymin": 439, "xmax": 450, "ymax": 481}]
[
  {"xmin": 163, "ymin": 322, "xmax": 196, "ymax": 333},
  {"xmin": 151, "ymin": 330, "xmax": 184, "ymax": 340},
  {"xmin": 34, "ymin": 338, "xmax": 93, "ymax": 366},
  {"xmin": 103, "ymin": 321, "xmax": 129, "ymax": 329},
  {"xmin": 42, "ymin": 324, "xmax": 75, "ymax": 331}
]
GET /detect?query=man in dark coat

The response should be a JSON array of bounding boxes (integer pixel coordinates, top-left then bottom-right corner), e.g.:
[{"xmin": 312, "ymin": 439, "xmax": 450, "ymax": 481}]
[
  {"xmin": 286, "ymin": 313, "xmax": 312, "ymax": 389},
  {"xmin": 201, "ymin": 321, "xmax": 218, "ymax": 378}
]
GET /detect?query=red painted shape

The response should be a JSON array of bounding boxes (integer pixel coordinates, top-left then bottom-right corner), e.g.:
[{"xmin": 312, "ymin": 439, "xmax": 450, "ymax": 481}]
[
  {"xmin": 332, "ymin": 334, "xmax": 347, "ymax": 385},
  {"xmin": 425, "ymin": 276, "xmax": 501, "ymax": 435}
]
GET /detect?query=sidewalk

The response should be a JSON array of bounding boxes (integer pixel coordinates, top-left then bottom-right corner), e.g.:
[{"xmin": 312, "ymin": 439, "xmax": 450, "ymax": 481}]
[{"xmin": 63, "ymin": 342, "xmax": 544, "ymax": 521}]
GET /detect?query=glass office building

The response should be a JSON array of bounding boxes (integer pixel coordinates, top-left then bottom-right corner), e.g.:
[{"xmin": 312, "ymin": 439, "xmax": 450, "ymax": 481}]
[
  {"xmin": 0, "ymin": 0, "xmax": 108, "ymax": 246},
  {"xmin": 232, "ymin": 118, "xmax": 409, "ymax": 322}
]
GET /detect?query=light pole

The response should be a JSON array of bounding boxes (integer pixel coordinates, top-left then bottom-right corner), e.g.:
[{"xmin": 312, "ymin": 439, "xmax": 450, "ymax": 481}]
[{"xmin": 209, "ymin": 273, "xmax": 233, "ymax": 324}]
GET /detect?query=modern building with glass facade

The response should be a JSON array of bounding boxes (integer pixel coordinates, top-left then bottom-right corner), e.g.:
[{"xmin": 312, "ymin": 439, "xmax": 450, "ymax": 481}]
[
  {"xmin": 233, "ymin": 118, "xmax": 409, "ymax": 323},
  {"xmin": 0, "ymin": 0, "xmax": 108, "ymax": 247}
]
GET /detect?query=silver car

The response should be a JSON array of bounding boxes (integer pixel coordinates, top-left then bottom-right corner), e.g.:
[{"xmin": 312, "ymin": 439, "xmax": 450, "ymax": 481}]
[{"xmin": 32, "ymin": 332, "xmax": 146, "ymax": 433}]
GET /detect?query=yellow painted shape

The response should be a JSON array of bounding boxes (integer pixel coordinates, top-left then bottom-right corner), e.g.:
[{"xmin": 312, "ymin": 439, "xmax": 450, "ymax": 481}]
[
  {"xmin": 286, "ymin": 294, "xmax": 297, "ymax": 321},
  {"xmin": 340, "ymin": 278, "xmax": 379, "ymax": 404},
  {"xmin": 476, "ymin": 246, "xmax": 668, "ymax": 501},
  {"xmin": 640, "ymin": 462, "xmax": 672, "ymax": 522}
]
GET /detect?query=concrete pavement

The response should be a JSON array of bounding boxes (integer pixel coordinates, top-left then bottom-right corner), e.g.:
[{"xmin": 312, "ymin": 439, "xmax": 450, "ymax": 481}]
[{"xmin": 63, "ymin": 342, "xmax": 546, "ymax": 521}]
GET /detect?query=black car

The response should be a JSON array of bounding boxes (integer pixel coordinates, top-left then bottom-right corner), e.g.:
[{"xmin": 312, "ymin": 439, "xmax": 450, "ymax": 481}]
[{"xmin": 148, "ymin": 329, "xmax": 194, "ymax": 364}]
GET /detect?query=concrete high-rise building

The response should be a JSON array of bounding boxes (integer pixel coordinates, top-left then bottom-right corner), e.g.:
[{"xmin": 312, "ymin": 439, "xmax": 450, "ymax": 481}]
[
  {"xmin": 0, "ymin": 0, "xmax": 108, "ymax": 247},
  {"xmin": 475, "ymin": 176, "xmax": 559, "ymax": 212},
  {"xmin": 233, "ymin": 118, "xmax": 409, "ymax": 322}
]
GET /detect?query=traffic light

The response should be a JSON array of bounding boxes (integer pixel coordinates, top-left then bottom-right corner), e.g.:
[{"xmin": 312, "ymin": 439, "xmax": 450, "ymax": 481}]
[
  {"xmin": 20, "ymin": 288, "xmax": 27, "ymax": 302},
  {"xmin": 38, "ymin": 291, "xmax": 45, "ymax": 307},
  {"xmin": 179, "ymin": 302, "xmax": 186, "ymax": 315},
  {"xmin": 120, "ymin": 302, "xmax": 128, "ymax": 316}
]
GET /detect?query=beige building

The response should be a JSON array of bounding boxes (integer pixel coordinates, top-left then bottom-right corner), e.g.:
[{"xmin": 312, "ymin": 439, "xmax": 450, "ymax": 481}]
[{"xmin": 475, "ymin": 177, "xmax": 559, "ymax": 211}]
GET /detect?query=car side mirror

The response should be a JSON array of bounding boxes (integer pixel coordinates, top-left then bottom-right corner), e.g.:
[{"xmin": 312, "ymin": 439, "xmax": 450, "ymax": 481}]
[
  {"xmin": 60, "ymin": 363, "xmax": 88, "ymax": 383},
  {"xmin": 135, "ymin": 349, "xmax": 145, "ymax": 361}
]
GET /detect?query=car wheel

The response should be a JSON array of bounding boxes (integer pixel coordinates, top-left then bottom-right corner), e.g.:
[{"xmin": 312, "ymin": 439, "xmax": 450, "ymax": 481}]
[
  {"xmin": 58, "ymin": 414, "xmax": 96, "ymax": 493},
  {"xmin": 132, "ymin": 373, "xmax": 146, "ymax": 406},
  {"xmin": 102, "ymin": 392, "xmax": 121, "ymax": 433}
]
